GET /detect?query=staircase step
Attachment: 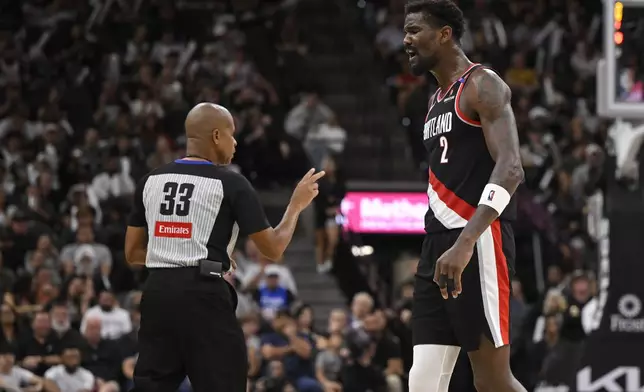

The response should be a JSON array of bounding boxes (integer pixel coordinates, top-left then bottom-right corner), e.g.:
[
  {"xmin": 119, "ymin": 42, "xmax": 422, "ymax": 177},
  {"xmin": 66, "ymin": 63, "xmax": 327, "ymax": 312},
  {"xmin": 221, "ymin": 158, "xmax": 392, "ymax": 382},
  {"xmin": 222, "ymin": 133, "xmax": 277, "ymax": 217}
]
[
  {"xmin": 316, "ymin": 74, "xmax": 370, "ymax": 91},
  {"xmin": 298, "ymin": 289, "xmax": 346, "ymax": 305},
  {"xmin": 282, "ymin": 237, "xmax": 346, "ymax": 331},
  {"xmin": 306, "ymin": 54, "xmax": 352, "ymax": 69}
]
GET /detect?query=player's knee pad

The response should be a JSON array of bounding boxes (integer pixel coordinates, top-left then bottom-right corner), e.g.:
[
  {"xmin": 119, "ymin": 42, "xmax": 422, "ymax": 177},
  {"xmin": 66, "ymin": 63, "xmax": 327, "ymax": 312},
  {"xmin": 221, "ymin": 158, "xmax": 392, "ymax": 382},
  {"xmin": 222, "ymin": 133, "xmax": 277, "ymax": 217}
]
[{"xmin": 408, "ymin": 344, "xmax": 460, "ymax": 392}]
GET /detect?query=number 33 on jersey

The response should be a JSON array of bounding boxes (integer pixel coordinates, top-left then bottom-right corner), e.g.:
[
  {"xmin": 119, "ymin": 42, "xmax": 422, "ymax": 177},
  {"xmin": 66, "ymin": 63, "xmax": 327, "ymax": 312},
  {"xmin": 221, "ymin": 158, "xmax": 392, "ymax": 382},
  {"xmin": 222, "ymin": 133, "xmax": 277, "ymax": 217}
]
[
  {"xmin": 422, "ymin": 64, "xmax": 516, "ymax": 233},
  {"xmin": 129, "ymin": 159, "xmax": 271, "ymax": 269}
]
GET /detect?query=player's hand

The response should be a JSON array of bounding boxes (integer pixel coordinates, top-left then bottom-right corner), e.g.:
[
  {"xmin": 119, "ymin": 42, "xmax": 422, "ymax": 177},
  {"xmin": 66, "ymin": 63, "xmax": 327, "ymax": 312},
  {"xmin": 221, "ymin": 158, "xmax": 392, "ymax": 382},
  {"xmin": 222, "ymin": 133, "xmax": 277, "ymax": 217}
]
[
  {"xmin": 433, "ymin": 243, "xmax": 474, "ymax": 299},
  {"xmin": 290, "ymin": 168, "xmax": 326, "ymax": 212}
]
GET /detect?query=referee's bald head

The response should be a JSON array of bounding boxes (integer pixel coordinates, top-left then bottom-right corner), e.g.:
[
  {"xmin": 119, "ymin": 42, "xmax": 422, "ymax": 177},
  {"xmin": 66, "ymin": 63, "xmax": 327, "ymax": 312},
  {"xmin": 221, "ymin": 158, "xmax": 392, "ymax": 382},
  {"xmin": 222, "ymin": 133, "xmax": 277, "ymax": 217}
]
[{"xmin": 184, "ymin": 103, "xmax": 237, "ymax": 165}]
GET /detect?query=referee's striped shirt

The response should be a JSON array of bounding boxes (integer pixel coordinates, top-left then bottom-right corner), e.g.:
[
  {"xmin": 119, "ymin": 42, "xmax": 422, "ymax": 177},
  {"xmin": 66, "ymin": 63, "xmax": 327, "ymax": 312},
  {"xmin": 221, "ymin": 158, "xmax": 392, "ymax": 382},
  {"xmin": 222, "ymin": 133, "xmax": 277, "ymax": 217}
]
[{"xmin": 128, "ymin": 159, "xmax": 270, "ymax": 270}]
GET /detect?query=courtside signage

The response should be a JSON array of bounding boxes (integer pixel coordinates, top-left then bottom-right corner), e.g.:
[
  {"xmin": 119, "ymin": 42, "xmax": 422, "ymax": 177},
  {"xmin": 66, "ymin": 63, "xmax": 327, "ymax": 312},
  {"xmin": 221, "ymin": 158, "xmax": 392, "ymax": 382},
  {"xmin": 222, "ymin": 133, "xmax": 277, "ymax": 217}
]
[
  {"xmin": 154, "ymin": 221, "xmax": 192, "ymax": 238},
  {"xmin": 340, "ymin": 192, "xmax": 427, "ymax": 234}
]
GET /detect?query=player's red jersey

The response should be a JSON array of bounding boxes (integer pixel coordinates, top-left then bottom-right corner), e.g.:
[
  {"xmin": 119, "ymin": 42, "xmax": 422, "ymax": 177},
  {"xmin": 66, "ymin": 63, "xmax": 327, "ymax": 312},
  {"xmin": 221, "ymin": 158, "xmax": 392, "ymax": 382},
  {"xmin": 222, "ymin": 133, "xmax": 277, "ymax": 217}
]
[{"xmin": 423, "ymin": 64, "xmax": 516, "ymax": 234}]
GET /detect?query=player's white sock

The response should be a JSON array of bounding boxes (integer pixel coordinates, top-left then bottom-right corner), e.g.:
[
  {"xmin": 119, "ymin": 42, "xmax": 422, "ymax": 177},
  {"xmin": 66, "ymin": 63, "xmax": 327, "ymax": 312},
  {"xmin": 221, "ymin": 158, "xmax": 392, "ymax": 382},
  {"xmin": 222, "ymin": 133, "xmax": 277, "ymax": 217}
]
[{"xmin": 409, "ymin": 344, "xmax": 460, "ymax": 392}]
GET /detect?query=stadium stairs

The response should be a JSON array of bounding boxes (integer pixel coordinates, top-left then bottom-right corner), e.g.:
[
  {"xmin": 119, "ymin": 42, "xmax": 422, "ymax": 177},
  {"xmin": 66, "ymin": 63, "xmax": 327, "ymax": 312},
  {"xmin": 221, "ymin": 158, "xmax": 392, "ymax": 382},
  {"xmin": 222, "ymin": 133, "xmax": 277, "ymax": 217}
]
[
  {"xmin": 251, "ymin": 0, "xmax": 425, "ymax": 329},
  {"xmin": 259, "ymin": 190, "xmax": 346, "ymax": 331},
  {"xmin": 296, "ymin": 0, "xmax": 418, "ymax": 181}
]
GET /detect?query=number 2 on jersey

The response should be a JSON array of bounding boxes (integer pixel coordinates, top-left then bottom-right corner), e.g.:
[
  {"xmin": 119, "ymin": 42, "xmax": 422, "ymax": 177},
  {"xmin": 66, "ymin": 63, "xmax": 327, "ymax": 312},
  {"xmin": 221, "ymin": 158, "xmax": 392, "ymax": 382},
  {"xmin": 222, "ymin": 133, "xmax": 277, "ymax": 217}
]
[
  {"xmin": 439, "ymin": 136, "xmax": 449, "ymax": 163},
  {"xmin": 160, "ymin": 182, "xmax": 195, "ymax": 216}
]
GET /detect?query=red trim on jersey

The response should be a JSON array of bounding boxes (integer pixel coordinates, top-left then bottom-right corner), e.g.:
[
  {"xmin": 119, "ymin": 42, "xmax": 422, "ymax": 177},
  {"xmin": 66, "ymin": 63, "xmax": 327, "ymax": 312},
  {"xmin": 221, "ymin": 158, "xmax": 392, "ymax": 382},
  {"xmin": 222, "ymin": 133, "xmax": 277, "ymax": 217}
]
[
  {"xmin": 435, "ymin": 63, "xmax": 479, "ymax": 102},
  {"xmin": 428, "ymin": 170, "xmax": 476, "ymax": 220},
  {"xmin": 455, "ymin": 81, "xmax": 482, "ymax": 127},
  {"xmin": 491, "ymin": 220, "xmax": 511, "ymax": 346},
  {"xmin": 425, "ymin": 92, "xmax": 437, "ymax": 122}
]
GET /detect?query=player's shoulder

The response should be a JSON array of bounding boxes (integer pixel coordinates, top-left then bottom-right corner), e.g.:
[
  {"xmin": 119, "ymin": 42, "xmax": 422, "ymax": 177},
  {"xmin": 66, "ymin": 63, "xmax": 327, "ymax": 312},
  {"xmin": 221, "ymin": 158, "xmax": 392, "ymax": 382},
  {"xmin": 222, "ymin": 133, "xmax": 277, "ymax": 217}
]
[
  {"xmin": 467, "ymin": 66, "xmax": 511, "ymax": 100},
  {"xmin": 462, "ymin": 65, "xmax": 511, "ymax": 114}
]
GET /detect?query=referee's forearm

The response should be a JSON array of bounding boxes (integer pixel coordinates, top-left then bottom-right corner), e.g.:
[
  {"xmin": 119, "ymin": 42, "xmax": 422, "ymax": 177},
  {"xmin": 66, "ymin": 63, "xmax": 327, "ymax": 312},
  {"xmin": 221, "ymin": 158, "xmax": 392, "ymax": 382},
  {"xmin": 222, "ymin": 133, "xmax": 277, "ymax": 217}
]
[
  {"xmin": 126, "ymin": 248, "xmax": 147, "ymax": 266},
  {"xmin": 266, "ymin": 204, "xmax": 301, "ymax": 260}
]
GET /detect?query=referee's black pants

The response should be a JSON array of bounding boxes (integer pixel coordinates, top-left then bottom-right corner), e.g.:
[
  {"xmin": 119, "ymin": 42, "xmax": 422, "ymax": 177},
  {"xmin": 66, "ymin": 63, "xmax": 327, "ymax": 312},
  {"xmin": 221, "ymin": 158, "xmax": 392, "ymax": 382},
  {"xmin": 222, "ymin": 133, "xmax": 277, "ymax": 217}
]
[{"xmin": 131, "ymin": 267, "xmax": 247, "ymax": 392}]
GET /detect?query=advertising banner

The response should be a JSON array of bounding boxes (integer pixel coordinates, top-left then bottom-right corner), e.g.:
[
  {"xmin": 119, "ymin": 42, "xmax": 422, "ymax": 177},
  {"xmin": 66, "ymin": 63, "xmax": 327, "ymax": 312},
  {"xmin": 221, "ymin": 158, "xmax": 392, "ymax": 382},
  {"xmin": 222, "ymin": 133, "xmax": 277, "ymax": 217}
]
[
  {"xmin": 339, "ymin": 192, "xmax": 428, "ymax": 234},
  {"xmin": 573, "ymin": 210, "xmax": 644, "ymax": 392},
  {"xmin": 536, "ymin": 207, "xmax": 644, "ymax": 392}
]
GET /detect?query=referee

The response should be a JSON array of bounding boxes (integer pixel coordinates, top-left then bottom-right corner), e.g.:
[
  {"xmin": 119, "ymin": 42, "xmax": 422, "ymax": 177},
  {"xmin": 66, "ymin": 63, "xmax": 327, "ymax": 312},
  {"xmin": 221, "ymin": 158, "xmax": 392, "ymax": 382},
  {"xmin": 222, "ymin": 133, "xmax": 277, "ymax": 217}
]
[{"xmin": 124, "ymin": 103, "xmax": 324, "ymax": 392}]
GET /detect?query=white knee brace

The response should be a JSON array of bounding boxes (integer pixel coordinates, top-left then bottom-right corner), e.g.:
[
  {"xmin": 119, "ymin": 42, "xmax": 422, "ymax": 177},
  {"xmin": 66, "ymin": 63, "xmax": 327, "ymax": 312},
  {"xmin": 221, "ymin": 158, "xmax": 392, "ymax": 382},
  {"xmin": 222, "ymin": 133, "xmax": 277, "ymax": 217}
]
[{"xmin": 408, "ymin": 345, "xmax": 460, "ymax": 392}]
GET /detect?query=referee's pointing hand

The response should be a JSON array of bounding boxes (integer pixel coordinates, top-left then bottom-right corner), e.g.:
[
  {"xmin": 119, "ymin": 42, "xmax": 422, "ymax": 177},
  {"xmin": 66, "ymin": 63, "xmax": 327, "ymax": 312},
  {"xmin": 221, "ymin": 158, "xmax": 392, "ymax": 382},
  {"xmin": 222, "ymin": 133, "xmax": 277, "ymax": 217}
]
[{"xmin": 291, "ymin": 168, "xmax": 326, "ymax": 211}]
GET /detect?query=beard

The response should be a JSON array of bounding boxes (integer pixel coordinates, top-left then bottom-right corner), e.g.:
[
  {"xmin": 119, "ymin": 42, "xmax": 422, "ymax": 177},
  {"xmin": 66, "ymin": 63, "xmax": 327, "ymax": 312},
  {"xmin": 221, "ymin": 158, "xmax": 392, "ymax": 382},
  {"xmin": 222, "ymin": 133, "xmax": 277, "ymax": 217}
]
[
  {"xmin": 409, "ymin": 54, "xmax": 436, "ymax": 76},
  {"xmin": 52, "ymin": 320, "xmax": 70, "ymax": 334},
  {"xmin": 64, "ymin": 365, "xmax": 78, "ymax": 374}
]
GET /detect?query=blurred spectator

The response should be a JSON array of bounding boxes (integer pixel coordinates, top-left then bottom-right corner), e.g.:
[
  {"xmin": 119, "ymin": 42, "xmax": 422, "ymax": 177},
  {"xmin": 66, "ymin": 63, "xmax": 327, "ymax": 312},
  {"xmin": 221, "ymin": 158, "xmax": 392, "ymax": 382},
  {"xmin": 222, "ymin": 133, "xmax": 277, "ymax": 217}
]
[
  {"xmin": 315, "ymin": 332, "xmax": 343, "ymax": 392},
  {"xmin": 387, "ymin": 53, "xmax": 425, "ymax": 112},
  {"xmin": 376, "ymin": 14, "xmax": 404, "ymax": 55},
  {"xmin": 317, "ymin": 308, "xmax": 350, "ymax": 351},
  {"xmin": 284, "ymin": 92, "xmax": 335, "ymax": 142},
  {"xmin": 350, "ymin": 292, "xmax": 374, "ymax": 329},
  {"xmin": 44, "ymin": 346, "xmax": 94, "ymax": 392},
  {"xmin": 304, "ymin": 117, "xmax": 347, "ymax": 169},
  {"xmin": 260, "ymin": 310, "xmax": 321, "ymax": 392},
  {"xmin": 79, "ymin": 318, "xmax": 121, "ymax": 392},
  {"xmin": 90, "ymin": 156, "xmax": 136, "ymax": 202},
  {"xmin": 241, "ymin": 314, "xmax": 262, "ymax": 380},
  {"xmin": 17, "ymin": 312, "xmax": 59, "ymax": 376},
  {"xmin": 146, "ymin": 135, "xmax": 179, "ymax": 171},
  {"xmin": 252, "ymin": 266, "xmax": 296, "ymax": 322},
  {"xmin": 362, "ymin": 311, "xmax": 403, "ymax": 392},
  {"xmin": 241, "ymin": 250, "xmax": 298, "ymax": 295},
  {"xmin": 313, "ymin": 154, "xmax": 346, "ymax": 273},
  {"xmin": 49, "ymin": 302, "xmax": 83, "ymax": 351},
  {"xmin": 0, "ymin": 304, "xmax": 19, "ymax": 350},
  {"xmin": 255, "ymin": 359, "xmax": 295, "ymax": 392},
  {"xmin": 528, "ymin": 315, "xmax": 561, "ymax": 388},
  {"xmin": 340, "ymin": 327, "xmax": 387, "ymax": 392},
  {"xmin": 505, "ymin": 52, "xmax": 539, "ymax": 94},
  {"xmin": 80, "ymin": 291, "xmax": 131, "ymax": 340},
  {"xmin": 59, "ymin": 227, "xmax": 111, "ymax": 281},
  {"xmin": 559, "ymin": 272, "xmax": 592, "ymax": 342},
  {"xmin": 0, "ymin": 342, "xmax": 56, "ymax": 392}
]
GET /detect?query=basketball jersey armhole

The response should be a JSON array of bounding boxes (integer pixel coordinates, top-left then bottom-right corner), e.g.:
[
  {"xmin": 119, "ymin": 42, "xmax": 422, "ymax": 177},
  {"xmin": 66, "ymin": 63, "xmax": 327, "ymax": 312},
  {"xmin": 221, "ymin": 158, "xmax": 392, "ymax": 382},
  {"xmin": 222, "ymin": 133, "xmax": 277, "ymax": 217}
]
[
  {"xmin": 454, "ymin": 67, "xmax": 483, "ymax": 128},
  {"xmin": 426, "ymin": 91, "xmax": 438, "ymax": 122}
]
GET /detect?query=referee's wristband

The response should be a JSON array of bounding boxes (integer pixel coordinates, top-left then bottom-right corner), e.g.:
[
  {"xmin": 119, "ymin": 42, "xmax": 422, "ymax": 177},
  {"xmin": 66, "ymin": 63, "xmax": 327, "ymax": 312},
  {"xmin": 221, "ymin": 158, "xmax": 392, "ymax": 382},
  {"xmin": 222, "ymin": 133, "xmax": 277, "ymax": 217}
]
[{"xmin": 478, "ymin": 184, "xmax": 511, "ymax": 215}]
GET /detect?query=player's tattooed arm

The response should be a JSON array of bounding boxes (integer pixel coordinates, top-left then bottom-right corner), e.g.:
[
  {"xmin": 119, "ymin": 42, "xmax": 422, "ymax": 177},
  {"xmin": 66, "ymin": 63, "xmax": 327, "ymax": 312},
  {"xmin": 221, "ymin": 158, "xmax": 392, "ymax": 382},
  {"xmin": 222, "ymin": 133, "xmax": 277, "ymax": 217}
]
[{"xmin": 456, "ymin": 69, "xmax": 524, "ymax": 247}]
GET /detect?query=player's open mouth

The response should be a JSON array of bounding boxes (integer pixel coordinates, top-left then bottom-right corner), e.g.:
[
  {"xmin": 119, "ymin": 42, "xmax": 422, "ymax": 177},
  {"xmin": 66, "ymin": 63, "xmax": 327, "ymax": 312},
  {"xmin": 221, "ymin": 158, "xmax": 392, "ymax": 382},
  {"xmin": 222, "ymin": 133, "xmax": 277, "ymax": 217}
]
[{"xmin": 406, "ymin": 48, "xmax": 417, "ymax": 60}]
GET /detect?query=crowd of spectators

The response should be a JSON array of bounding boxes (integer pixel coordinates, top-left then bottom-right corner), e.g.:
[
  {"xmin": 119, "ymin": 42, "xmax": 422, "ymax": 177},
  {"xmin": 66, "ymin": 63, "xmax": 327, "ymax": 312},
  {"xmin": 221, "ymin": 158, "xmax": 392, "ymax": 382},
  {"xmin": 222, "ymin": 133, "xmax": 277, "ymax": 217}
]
[
  {"xmin": 366, "ymin": 0, "xmax": 609, "ymax": 390},
  {"xmin": 0, "ymin": 0, "xmax": 624, "ymax": 391},
  {"xmin": 230, "ymin": 247, "xmax": 409, "ymax": 392},
  {"xmin": 0, "ymin": 0, "xmax": 329, "ymax": 391}
]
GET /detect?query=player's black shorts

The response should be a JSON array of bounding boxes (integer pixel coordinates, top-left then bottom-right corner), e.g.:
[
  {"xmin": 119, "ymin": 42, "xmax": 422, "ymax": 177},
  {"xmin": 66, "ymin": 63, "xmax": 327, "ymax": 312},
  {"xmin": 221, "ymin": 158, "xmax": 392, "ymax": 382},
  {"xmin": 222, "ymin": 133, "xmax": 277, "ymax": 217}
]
[{"xmin": 412, "ymin": 220, "xmax": 515, "ymax": 352}]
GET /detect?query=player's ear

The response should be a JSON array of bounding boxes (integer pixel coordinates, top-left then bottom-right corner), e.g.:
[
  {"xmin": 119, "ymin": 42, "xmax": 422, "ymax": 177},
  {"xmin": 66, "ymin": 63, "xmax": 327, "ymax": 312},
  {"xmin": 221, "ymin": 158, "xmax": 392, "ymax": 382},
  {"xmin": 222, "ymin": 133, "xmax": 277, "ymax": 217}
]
[
  {"xmin": 212, "ymin": 128, "xmax": 220, "ymax": 145},
  {"xmin": 440, "ymin": 26, "xmax": 452, "ymax": 44}
]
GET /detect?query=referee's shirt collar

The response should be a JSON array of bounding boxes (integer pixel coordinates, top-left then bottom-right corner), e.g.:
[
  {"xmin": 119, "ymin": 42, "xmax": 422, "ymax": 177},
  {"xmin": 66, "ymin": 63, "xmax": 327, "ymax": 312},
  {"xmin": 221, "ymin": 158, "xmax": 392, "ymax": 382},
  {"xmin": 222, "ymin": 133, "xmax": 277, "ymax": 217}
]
[{"xmin": 175, "ymin": 159, "xmax": 213, "ymax": 165}]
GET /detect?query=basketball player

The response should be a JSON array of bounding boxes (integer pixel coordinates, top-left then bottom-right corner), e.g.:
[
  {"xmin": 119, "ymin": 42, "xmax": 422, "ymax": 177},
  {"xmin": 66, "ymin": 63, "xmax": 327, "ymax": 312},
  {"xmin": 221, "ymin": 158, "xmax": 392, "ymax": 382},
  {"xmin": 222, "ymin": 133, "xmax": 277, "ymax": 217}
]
[
  {"xmin": 403, "ymin": 1, "xmax": 527, "ymax": 391},
  {"xmin": 125, "ymin": 103, "xmax": 324, "ymax": 392}
]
